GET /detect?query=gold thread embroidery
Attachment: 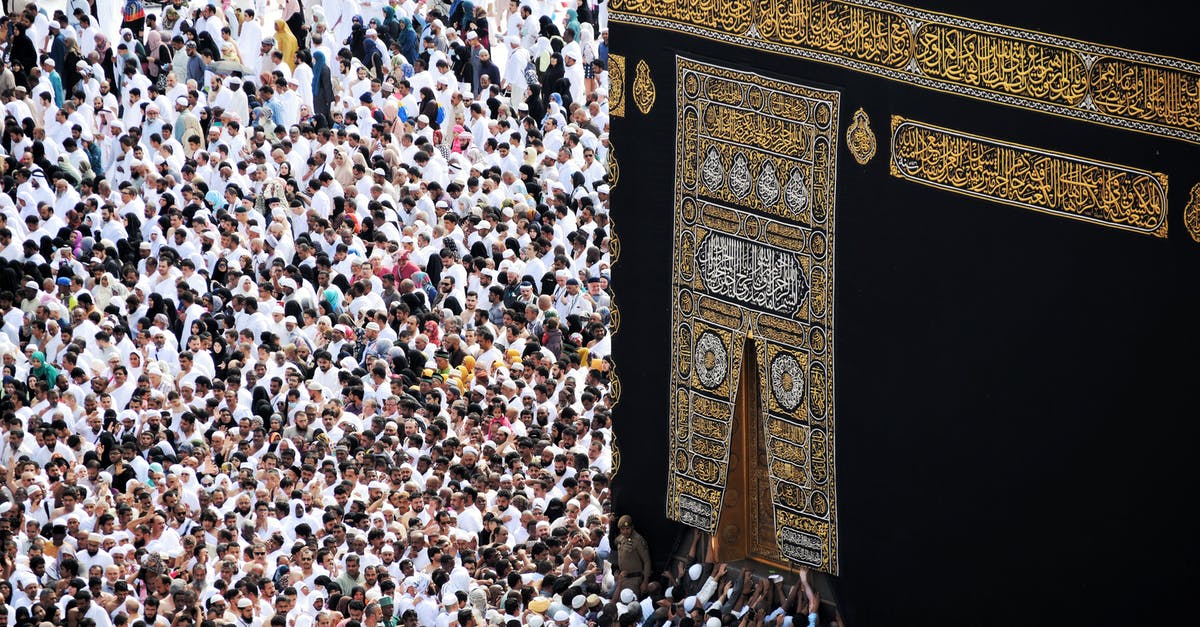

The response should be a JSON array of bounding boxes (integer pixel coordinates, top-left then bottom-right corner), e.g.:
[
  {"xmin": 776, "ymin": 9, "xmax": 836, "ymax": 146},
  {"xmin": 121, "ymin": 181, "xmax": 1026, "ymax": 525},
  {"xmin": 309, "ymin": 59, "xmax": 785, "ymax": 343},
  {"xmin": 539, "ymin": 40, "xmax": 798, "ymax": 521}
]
[
  {"xmin": 913, "ymin": 24, "xmax": 1089, "ymax": 106},
  {"xmin": 609, "ymin": 54, "xmax": 626, "ymax": 117},
  {"xmin": 669, "ymin": 56, "xmax": 839, "ymax": 574},
  {"xmin": 633, "ymin": 59, "xmax": 656, "ymax": 114},
  {"xmin": 607, "ymin": 140, "xmax": 620, "ymax": 189},
  {"xmin": 845, "ymin": 108, "xmax": 876, "ymax": 165},
  {"xmin": 1185, "ymin": 183, "xmax": 1200, "ymax": 243},
  {"xmin": 890, "ymin": 116, "xmax": 1169, "ymax": 237},
  {"xmin": 609, "ymin": 0, "xmax": 1200, "ymax": 144}
]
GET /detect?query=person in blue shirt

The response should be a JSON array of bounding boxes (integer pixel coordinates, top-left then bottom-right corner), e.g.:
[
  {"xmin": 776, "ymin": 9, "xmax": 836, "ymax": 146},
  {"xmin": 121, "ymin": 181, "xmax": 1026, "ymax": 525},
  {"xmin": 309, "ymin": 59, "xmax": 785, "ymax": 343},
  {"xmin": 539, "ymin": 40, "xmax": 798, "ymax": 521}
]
[
  {"xmin": 597, "ymin": 27, "xmax": 609, "ymax": 64},
  {"xmin": 185, "ymin": 40, "xmax": 205, "ymax": 86},
  {"xmin": 43, "ymin": 58, "xmax": 65, "ymax": 107}
]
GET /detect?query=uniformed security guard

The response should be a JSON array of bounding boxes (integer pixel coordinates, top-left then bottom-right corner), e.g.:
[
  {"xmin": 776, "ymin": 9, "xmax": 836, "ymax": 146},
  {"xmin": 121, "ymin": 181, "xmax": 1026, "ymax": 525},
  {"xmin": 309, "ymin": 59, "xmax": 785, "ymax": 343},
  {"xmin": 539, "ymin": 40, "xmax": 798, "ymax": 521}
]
[{"xmin": 612, "ymin": 514, "xmax": 651, "ymax": 599}]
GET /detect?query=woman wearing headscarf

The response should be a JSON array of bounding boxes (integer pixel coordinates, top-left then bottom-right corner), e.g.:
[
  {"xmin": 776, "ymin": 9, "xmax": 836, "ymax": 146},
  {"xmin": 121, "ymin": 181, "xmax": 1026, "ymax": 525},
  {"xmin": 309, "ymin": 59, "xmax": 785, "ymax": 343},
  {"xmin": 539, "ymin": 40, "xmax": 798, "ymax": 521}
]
[
  {"xmin": 312, "ymin": 50, "xmax": 334, "ymax": 123},
  {"xmin": 329, "ymin": 147, "xmax": 354, "ymax": 193},
  {"xmin": 61, "ymin": 38, "xmax": 85, "ymax": 97},
  {"xmin": 526, "ymin": 82, "xmax": 547, "ymax": 123},
  {"xmin": 196, "ymin": 31, "xmax": 221, "ymax": 61},
  {"xmin": 126, "ymin": 349, "xmax": 146, "ymax": 384},
  {"xmin": 564, "ymin": 8, "xmax": 581, "ymax": 41},
  {"xmin": 398, "ymin": 18, "xmax": 419, "ymax": 65},
  {"xmin": 93, "ymin": 33, "xmax": 117, "ymax": 87},
  {"xmin": 9, "ymin": 23, "xmax": 37, "ymax": 82},
  {"xmin": 381, "ymin": 7, "xmax": 402, "ymax": 44},
  {"xmin": 470, "ymin": 5, "xmax": 491, "ymax": 50},
  {"xmin": 27, "ymin": 352, "xmax": 58, "ymax": 389},
  {"xmin": 161, "ymin": 6, "xmax": 184, "ymax": 35},
  {"xmin": 538, "ymin": 15, "xmax": 560, "ymax": 39},
  {"xmin": 284, "ymin": 0, "xmax": 307, "ymax": 45},
  {"xmin": 274, "ymin": 20, "xmax": 299, "ymax": 69},
  {"xmin": 145, "ymin": 30, "xmax": 172, "ymax": 91},
  {"xmin": 348, "ymin": 22, "xmax": 369, "ymax": 69},
  {"xmin": 120, "ymin": 27, "xmax": 148, "ymax": 62},
  {"xmin": 531, "ymin": 36, "xmax": 552, "ymax": 73},
  {"xmin": 418, "ymin": 86, "xmax": 441, "ymax": 130},
  {"xmin": 579, "ymin": 22, "xmax": 597, "ymax": 94},
  {"xmin": 322, "ymin": 288, "xmax": 343, "ymax": 316},
  {"xmin": 411, "ymin": 270, "xmax": 437, "ymax": 305},
  {"xmin": 210, "ymin": 256, "xmax": 230, "ymax": 286},
  {"xmin": 577, "ymin": 0, "xmax": 595, "ymax": 28},
  {"xmin": 540, "ymin": 52, "xmax": 564, "ymax": 108}
]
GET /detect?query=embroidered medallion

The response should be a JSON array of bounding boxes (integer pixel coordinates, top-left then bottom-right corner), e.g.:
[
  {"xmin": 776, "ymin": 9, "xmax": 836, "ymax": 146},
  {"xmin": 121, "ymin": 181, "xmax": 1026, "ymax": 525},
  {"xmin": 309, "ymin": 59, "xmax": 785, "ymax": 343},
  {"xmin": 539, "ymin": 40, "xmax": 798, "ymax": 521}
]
[
  {"xmin": 694, "ymin": 331, "xmax": 728, "ymax": 389},
  {"xmin": 633, "ymin": 59, "xmax": 656, "ymax": 114},
  {"xmin": 785, "ymin": 167, "xmax": 810, "ymax": 216},
  {"xmin": 770, "ymin": 352, "xmax": 806, "ymax": 412},
  {"xmin": 701, "ymin": 146, "xmax": 725, "ymax": 192},
  {"xmin": 757, "ymin": 159, "xmax": 781, "ymax": 208},
  {"xmin": 729, "ymin": 153, "xmax": 752, "ymax": 199},
  {"xmin": 846, "ymin": 108, "xmax": 877, "ymax": 165}
]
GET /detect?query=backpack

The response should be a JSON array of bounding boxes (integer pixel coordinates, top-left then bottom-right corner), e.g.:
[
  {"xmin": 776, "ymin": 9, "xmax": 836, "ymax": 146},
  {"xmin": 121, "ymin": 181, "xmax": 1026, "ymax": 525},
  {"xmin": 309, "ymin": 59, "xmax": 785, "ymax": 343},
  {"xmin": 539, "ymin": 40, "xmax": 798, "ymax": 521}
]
[{"xmin": 122, "ymin": 0, "xmax": 146, "ymax": 22}]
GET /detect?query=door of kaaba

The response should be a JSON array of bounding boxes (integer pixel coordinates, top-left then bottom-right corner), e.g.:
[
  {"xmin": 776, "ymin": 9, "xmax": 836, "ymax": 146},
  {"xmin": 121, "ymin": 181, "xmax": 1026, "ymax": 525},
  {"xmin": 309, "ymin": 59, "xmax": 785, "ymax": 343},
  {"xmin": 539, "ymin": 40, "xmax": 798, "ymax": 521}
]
[{"xmin": 605, "ymin": 2, "xmax": 1200, "ymax": 625}]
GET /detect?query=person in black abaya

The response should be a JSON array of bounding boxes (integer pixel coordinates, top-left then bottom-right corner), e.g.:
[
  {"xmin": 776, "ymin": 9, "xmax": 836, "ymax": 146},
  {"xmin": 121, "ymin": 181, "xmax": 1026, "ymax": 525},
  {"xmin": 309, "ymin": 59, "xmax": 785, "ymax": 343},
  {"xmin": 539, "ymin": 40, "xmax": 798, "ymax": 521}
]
[
  {"xmin": 195, "ymin": 31, "xmax": 221, "ymax": 63},
  {"xmin": 540, "ymin": 52, "xmax": 564, "ymax": 93},
  {"xmin": 469, "ymin": 241, "xmax": 488, "ymax": 262},
  {"xmin": 548, "ymin": 77, "xmax": 573, "ymax": 111},
  {"xmin": 61, "ymin": 38, "xmax": 84, "ymax": 97},
  {"xmin": 286, "ymin": 0, "xmax": 307, "ymax": 45},
  {"xmin": 418, "ymin": 87, "xmax": 441, "ymax": 129},
  {"xmin": 312, "ymin": 50, "xmax": 334, "ymax": 122},
  {"xmin": 537, "ymin": 15, "xmax": 559, "ymax": 39},
  {"xmin": 348, "ymin": 22, "xmax": 369, "ymax": 66},
  {"xmin": 9, "ymin": 23, "xmax": 37, "ymax": 83},
  {"xmin": 526, "ymin": 83, "xmax": 546, "ymax": 123},
  {"xmin": 424, "ymin": 243, "xmax": 444, "ymax": 285}
]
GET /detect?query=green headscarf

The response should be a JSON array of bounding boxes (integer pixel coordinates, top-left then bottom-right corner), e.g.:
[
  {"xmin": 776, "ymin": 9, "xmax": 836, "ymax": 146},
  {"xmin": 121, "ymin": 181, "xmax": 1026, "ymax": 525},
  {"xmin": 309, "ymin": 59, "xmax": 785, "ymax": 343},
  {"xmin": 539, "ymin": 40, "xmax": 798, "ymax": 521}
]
[{"xmin": 28, "ymin": 351, "xmax": 58, "ymax": 388}]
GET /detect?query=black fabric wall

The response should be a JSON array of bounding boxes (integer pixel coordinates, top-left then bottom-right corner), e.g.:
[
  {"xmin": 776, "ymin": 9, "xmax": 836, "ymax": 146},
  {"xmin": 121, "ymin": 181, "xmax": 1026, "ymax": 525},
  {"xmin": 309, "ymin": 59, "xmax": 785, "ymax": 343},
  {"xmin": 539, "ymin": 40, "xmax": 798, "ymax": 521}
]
[{"xmin": 608, "ymin": 2, "xmax": 1200, "ymax": 626}]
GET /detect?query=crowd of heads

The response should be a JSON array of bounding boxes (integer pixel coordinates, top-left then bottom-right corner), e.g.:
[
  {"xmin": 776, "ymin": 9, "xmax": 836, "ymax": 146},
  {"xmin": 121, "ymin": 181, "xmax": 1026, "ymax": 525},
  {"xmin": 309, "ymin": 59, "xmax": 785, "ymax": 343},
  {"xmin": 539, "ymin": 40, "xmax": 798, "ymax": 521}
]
[{"xmin": 0, "ymin": 0, "xmax": 834, "ymax": 626}]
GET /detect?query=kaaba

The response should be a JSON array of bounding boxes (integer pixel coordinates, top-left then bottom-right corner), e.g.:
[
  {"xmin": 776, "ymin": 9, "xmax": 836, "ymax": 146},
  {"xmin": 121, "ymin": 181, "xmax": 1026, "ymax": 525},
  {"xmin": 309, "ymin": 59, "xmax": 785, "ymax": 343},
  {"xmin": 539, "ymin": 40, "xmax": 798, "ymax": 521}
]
[{"xmin": 605, "ymin": 1, "xmax": 1200, "ymax": 625}]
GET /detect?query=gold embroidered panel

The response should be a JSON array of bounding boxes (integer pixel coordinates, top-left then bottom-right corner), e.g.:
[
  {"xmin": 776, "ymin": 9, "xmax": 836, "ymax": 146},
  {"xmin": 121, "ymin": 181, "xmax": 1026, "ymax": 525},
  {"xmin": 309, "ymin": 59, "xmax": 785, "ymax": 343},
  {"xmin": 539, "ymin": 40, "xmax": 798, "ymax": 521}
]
[
  {"xmin": 890, "ymin": 117, "xmax": 1169, "ymax": 237},
  {"xmin": 609, "ymin": 54, "xmax": 626, "ymax": 117},
  {"xmin": 609, "ymin": 0, "xmax": 1200, "ymax": 144},
  {"xmin": 668, "ymin": 57, "xmax": 839, "ymax": 573}
]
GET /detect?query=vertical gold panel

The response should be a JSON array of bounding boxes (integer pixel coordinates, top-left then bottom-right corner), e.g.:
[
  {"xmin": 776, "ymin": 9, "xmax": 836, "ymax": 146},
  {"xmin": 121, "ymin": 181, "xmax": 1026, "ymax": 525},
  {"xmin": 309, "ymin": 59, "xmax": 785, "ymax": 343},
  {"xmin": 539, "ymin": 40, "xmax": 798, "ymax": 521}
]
[
  {"xmin": 609, "ymin": 54, "xmax": 626, "ymax": 118},
  {"xmin": 668, "ymin": 56, "xmax": 839, "ymax": 574}
]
